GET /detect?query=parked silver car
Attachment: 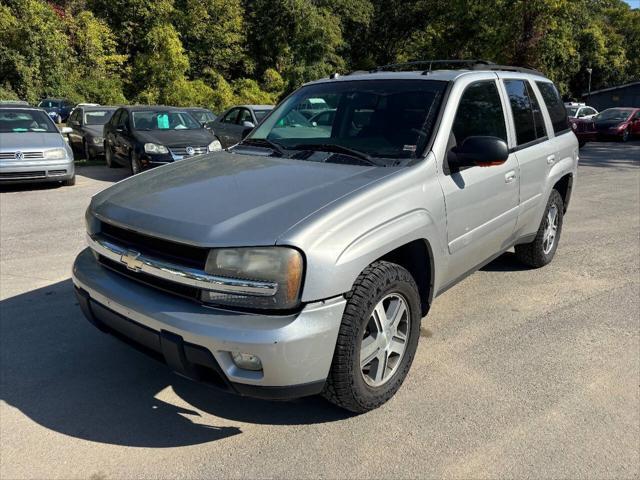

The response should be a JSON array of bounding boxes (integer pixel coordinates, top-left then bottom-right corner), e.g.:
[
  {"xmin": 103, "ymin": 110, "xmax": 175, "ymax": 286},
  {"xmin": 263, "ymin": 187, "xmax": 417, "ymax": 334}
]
[
  {"xmin": 73, "ymin": 62, "xmax": 578, "ymax": 412},
  {"xmin": 211, "ymin": 105, "xmax": 273, "ymax": 147},
  {"xmin": 0, "ymin": 106, "xmax": 75, "ymax": 185}
]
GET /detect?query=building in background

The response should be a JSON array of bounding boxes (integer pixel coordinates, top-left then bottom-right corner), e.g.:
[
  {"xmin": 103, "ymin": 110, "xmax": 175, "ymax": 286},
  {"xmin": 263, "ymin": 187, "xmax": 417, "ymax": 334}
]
[{"xmin": 582, "ymin": 82, "xmax": 640, "ymax": 110}]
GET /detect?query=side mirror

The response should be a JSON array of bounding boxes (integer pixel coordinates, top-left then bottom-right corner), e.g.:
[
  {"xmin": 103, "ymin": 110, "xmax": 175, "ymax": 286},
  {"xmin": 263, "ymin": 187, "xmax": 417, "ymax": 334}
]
[
  {"xmin": 242, "ymin": 120, "xmax": 255, "ymax": 128},
  {"xmin": 204, "ymin": 120, "xmax": 216, "ymax": 130},
  {"xmin": 60, "ymin": 126, "xmax": 72, "ymax": 134},
  {"xmin": 448, "ymin": 136, "xmax": 509, "ymax": 169}
]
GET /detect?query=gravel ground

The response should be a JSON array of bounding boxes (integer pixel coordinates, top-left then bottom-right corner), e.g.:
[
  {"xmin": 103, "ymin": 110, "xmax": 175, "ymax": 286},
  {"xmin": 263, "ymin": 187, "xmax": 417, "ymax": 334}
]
[{"xmin": 1, "ymin": 142, "xmax": 638, "ymax": 479}]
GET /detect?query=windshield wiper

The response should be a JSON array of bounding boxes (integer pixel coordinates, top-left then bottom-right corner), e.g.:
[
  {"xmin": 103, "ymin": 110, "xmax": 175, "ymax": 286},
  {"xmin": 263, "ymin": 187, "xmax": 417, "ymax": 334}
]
[
  {"xmin": 289, "ymin": 143, "xmax": 379, "ymax": 166},
  {"xmin": 238, "ymin": 138, "xmax": 285, "ymax": 157}
]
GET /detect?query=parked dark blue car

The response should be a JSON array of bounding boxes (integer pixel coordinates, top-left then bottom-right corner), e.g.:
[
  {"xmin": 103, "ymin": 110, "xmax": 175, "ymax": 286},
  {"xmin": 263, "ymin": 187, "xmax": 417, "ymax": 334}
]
[{"xmin": 38, "ymin": 98, "xmax": 75, "ymax": 123}]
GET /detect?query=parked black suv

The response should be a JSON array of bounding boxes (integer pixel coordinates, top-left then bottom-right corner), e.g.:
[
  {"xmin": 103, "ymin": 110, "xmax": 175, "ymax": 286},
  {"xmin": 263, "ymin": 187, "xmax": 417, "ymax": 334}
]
[{"xmin": 103, "ymin": 106, "xmax": 221, "ymax": 174}]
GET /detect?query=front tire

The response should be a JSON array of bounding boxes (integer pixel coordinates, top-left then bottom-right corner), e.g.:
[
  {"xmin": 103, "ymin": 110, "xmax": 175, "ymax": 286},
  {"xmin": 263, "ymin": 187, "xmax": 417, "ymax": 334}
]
[
  {"xmin": 62, "ymin": 174, "xmax": 76, "ymax": 186},
  {"xmin": 323, "ymin": 261, "xmax": 421, "ymax": 413},
  {"xmin": 83, "ymin": 140, "xmax": 93, "ymax": 161},
  {"xmin": 621, "ymin": 128, "xmax": 630, "ymax": 142},
  {"xmin": 515, "ymin": 189, "xmax": 564, "ymax": 268},
  {"xmin": 104, "ymin": 141, "xmax": 117, "ymax": 168},
  {"xmin": 129, "ymin": 150, "xmax": 142, "ymax": 175}
]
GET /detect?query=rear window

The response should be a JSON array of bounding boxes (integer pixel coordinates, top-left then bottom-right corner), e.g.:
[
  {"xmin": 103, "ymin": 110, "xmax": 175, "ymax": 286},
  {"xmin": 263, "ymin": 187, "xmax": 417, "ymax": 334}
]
[
  {"xmin": 38, "ymin": 100, "xmax": 60, "ymax": 108},
  {"xmin": 253, "ymin": 109, "xmax": 271, "ymax": 121},
  {"xmin": 536, "ymin": 82, "xmax": 569, "ymax": 134},
  {"xmin": 85, "ymin": 110, "xmax": 114, "ymax": 125}
]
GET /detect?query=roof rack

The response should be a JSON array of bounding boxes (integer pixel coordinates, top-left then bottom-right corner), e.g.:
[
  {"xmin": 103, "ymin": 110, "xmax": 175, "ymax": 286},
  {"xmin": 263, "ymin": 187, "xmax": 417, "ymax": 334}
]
[{"xmin": 358, "ymin": 59, "xmax": 544, "ymax": 77}]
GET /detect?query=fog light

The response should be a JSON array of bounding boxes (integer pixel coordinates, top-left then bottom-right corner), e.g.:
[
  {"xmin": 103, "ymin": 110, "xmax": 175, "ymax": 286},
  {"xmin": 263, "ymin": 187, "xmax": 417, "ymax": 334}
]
[{"xmin": 231, "ymin": 352, "xmax": 263, "ymax": 371}]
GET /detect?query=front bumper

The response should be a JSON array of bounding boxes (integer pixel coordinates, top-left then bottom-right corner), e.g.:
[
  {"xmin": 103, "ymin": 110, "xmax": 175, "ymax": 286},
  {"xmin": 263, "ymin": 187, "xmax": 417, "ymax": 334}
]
[
  {"xmin": 72, "ymin": 248, "xmax": 346, "ymax": 399},
  {"xmin": 0, "ymin": 158, "xmax": 74, "ymax": 183}
]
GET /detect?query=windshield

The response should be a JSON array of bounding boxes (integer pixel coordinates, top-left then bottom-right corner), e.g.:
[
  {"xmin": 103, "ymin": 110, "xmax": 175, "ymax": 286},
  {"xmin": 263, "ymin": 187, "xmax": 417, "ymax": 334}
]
[
  {"xmin": 0, "ymin": 109, "xmax": 58, "ymax": 133},
  {"xmin": 131, "ymin": 111, "xmax": 201, "ymax": 130},
  {"xmin": 190, "ymin": 110, "xmax": 216, "ymax": 124},
  {"xmin": 566, "ymin": 107, "xmax": 579, "ymax": 117},
  {"xmin": 597, "ymin": 108, "xmax": 633, "ymax": 121},
  {"xmin": 254, "ymin": 109, "xmax": 271, "ymax": 122},
  {"xmin": 85, "ymin": 110, "xmax": 115, "ymax": 125},
  {"xmin": 249, "ymin": 80, "xmax": 446, "ymax": 161},
  {"xmin": 38, "ymin": 100, "xmax": 60, "ymax": 108}
]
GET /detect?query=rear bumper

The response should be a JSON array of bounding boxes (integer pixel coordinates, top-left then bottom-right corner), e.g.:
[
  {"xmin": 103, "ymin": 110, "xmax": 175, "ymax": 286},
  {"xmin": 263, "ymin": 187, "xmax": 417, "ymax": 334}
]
[
  {"xmin": 0, "ymin": 158, "xmax": 74, "ymax": 183},
  {"xmin": 72, "ymin": 248, "xmax": 346, "ymax": 399}
]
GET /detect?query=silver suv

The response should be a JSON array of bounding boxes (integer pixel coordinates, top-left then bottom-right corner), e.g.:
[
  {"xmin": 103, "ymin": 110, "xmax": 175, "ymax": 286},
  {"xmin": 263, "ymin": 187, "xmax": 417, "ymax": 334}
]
[{"xmin": 73, "ymin": 61, "xmax": 578, "ymax": 412}]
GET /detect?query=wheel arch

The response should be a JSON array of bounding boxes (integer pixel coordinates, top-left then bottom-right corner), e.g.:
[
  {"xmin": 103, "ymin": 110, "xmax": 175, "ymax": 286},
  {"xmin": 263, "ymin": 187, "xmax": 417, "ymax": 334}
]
[{"xmin": 553, "ymin": 173, "xmax": 573, "ymax": 213}]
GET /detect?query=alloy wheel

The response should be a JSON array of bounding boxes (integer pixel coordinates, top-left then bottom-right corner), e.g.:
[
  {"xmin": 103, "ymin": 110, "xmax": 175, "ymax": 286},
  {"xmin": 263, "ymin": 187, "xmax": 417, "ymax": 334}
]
[
  {"xmin": 542, "ymin": 203, "xmax": 559, "ymax": 254},
  {"xmin": 360, "ymin": 293, "xmax": 410, "ymax": 387}
]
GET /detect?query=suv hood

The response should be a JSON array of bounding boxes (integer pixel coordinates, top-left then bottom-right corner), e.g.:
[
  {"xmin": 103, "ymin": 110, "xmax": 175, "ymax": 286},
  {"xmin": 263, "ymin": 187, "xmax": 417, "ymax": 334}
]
[
  {"xmin": 134, "ymin": 128, "xmax": 214, "ymax": 147},
  {"xmin": 90, "ymin": 151, "xmax": 395, "ymax": 246}
]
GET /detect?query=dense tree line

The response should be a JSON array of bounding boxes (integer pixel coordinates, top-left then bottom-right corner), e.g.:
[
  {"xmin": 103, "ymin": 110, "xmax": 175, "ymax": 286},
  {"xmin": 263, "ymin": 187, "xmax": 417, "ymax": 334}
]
[{"xmin": 1, "ymin": 0, "xmax": 638, "ymax": 111}]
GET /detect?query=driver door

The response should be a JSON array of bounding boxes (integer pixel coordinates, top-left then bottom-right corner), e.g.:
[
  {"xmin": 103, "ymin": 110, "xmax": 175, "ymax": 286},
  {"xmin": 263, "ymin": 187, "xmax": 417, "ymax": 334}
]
[{"xmin": 439, "ymin": 79, "xmax": 520, "ymax": 282}]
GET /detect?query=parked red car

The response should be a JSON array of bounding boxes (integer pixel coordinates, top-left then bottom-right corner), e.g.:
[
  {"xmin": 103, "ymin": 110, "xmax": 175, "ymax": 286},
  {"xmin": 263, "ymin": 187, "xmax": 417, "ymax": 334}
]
[{"xmin": 593, "ymin": 108, "xmax": 640, "ymax": 142}]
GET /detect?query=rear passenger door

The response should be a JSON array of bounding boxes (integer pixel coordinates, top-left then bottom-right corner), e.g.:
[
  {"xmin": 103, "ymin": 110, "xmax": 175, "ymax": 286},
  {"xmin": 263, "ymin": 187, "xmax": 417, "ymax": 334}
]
[
  {"xmin": 500, "ymin": 77, "xmax": 556, "ymax": 233},
  {"xmin": 439, "ymin": 78, "xmax": 520, "ymax": 281}
]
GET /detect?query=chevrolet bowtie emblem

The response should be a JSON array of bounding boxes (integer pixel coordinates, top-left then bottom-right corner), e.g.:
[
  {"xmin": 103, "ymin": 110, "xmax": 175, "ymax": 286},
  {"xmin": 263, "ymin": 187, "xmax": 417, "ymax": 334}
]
[{"xmin": 120, "ymin": 250, "xmax": 143, "ymax": 272}]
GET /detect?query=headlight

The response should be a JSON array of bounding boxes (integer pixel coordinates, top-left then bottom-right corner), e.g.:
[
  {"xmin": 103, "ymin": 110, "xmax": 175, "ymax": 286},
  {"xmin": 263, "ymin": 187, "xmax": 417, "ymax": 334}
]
[
  {"xmin": 43, "ymin": 148, "xmax": 67, "ymax": 159},
  {"xmin": 144, "ymin": 143, "xmax": 168, "ymax": 154},
  {"xmin": 208, "ymin": 139, "xmax": 222, "ymax": 152},
  {"xmin": 201, "ymin": 247, "xmax": 303, "ymax": 310},
  {"xmin": 92, "ymin": 136, "xmax": 104, "ymax": 145},
  {"xmin": 571, "ymin": 122, "xmax": 577, "ymax": 130}
]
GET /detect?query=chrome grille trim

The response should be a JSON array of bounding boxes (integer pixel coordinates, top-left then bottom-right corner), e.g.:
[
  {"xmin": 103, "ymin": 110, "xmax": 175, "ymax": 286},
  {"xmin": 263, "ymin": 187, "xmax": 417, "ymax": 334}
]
[
  {"xmin": 0, "ymin": 151, "xmax": 44, "ymax": 159},
  {"xmin": 88, "ymin": 234, "xmax": 278, "ymax": 297},
  {"xmin": 169, "ymin": 146, "xmax": 208, "ymax": 156}
]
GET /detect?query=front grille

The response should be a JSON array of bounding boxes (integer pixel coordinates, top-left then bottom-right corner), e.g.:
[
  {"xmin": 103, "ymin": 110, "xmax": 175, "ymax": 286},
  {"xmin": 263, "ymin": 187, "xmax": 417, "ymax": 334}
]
[
  {"xmin": 98, "ymin": 255, "xmax": 200, "ymax": 300},
  {"xmin": 100, "ymin": 221, "xmax": 209, "ymax": 269},
  {"xmin": 48, "ymin": 169, "xmax": 67, "ymax": 175},
  {"xmin": 575, "ymin": 122, "xmax": 595, "ymax": 133},
  {"xmin": 0, "ymin": 151, "xmax": 44, "ymax": 159},
  {"xmin": 0, "ymin": 171, "xmax": 46, "ymax": 180},
  {"xmin": 169, "ymin": 146, "xmax": 208, "ymax": 156}
]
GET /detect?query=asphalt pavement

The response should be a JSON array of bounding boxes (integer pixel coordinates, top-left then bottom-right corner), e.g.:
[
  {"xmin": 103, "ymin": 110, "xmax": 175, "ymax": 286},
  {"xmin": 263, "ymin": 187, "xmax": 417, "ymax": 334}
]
[{"xmin": 1, "ymin": 142, "xmax": 639, "ymax": 479}]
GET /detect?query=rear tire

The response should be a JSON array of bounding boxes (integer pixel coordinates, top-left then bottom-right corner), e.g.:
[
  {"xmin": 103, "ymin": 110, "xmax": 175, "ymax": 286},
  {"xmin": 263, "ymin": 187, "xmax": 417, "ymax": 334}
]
[
  {"xmin": 515, "ymin": 189, "xmax": 564, "ymax": 268},
  {"xmin": 322, "ymin": 261, "xmax": 421, "ymax": 413}
]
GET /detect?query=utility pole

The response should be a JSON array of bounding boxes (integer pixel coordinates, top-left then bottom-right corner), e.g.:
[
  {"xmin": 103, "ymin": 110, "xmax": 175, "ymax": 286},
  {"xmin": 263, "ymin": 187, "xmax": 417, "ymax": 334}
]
[{"xmin": 586, "ymin": 67, "xmax": 593, "ymax": 103}]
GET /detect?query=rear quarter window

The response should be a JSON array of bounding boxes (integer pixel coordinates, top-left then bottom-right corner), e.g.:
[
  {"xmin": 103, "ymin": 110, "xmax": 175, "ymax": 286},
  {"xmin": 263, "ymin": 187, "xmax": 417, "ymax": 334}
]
[{"xmin": 536, "ymin": 82, "xmax": 569, "ymax": 134}]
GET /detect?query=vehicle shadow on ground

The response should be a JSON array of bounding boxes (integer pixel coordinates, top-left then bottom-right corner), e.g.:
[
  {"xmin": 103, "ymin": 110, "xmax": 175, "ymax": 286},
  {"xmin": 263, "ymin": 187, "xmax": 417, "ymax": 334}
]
[
  {"xmin": 0, "ymin": 280, "xmax": 351, "ymax": 448},
  {"xmin": 578, "ymin": 140, "xmax": 640, "ymax": 169},
  {"xmin": 76, "ymin": 164, "xmax": 130, "ymax": 182},
  {"xmin": 480, "ymin": 251, "xmax": 530, "ymax": 272},
  {"xmin": 0, "ymin": 182, "xmax": 63, "ymax": 193}
]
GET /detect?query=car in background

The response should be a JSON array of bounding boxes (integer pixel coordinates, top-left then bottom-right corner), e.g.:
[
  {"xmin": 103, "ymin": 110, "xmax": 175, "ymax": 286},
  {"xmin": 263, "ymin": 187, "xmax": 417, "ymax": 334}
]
[
  {"xmin": 103, "ymin": 106, "xmax": 221, "ymax": 174},
  {"xmin": 309, "ymin": 108, "xmax": 336, "ymax": 132},
  {"xmin": 295, "ymin": 97, "xmax": 330, "ymax": 118},
  {"xmin": 593, "ymin": 107, "xmax": 640, "ymax": 142},
  {"xmin": 0, "ymin": 100, "xmax": 29, "ymax": 106},
  {"xmin": 184, "ymin": 107, "xmax": 217, "ymax": 128},
  {"xmin": 0, "ymin": 106, "xmax": 75, "ymax": 186},
  {"xmin": 565, "ymin": 102, "xmax": 598, "ymax": 120},
  {"xmin": 37, "ymin": 98, "xmax": 75, "ymax": 123},
  {"xmin": 66, "ymin": 106, "xmax": 117, "ymax": 160},
  {"xmin": 211, "ymin": 105, "xmax": 273, "ymax": 148}
]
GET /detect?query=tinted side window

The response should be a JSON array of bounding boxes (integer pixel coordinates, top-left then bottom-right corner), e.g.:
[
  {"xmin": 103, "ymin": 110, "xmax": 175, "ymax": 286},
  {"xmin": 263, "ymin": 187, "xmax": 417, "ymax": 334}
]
[
  {"xmin": 238, "ymin": 109, "xmax": 253, "ymax": 124},
  {"xmin": 222, "ymin": 109, "xmax": 239, "ymax": 124},
  {"xmin": 526, "ymin": 82, "xmax": 547, "ymax": 139},
  {"xmin": 536, "ymin": 82, "xmax": 569, "ymax": 134},
  {"xmin": 120, "ymin": 111, "xmax": 129, "ymax": 129},
  {"xmin": 504, "ymin": 80, "xmax": 536, "ymax": 145},
  {"xmin": 452, "ymin": 81, "xmax": 507, "ymax": 146}
]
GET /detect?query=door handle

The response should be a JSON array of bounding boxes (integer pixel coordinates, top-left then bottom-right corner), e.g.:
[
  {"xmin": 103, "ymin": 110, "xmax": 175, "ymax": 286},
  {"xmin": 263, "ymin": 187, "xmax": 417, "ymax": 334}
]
[
  {"xmin": 547, "ymin": 154, "xmax": 556, "ymax": 165},
  {"xmin": 505, "ymin": 171, "xmax": 516, "ymax": 183}
]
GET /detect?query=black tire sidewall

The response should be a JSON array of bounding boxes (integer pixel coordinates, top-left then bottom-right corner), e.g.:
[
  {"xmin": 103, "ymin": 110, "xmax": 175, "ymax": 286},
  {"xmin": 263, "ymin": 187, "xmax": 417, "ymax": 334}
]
[
  {"xmin": 130, "ymin": 151, "xmax": 141, "ymax": 175},
  {"xmin": 105, "ymin": 142, "xmax": 113, "ymax": 167},
  {"xmin": 332, "ymin": 262, "xmax": 421, "ymax": 411}
]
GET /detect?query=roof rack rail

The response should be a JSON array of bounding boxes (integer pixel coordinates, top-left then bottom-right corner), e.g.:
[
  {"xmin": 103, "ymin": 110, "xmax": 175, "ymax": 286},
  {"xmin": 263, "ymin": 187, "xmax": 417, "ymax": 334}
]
[{"xmin": 359, "ymin": 59, "xmax": 545, "ymax": 77}]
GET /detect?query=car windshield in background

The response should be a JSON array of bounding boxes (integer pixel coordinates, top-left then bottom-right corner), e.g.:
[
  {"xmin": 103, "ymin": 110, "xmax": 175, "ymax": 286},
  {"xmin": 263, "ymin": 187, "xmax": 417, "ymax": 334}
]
[
  {"xmin": 0, "ymin": 109, "xmax": 57, "ymax": 133},
  {"xmin": 132, "ymin": 111, "xmax": 201, "ymax": 130},
  {"xmin": 38, "ymin": 100, "xmax": 60, "ymax": 108},
  {"xmin": 85, "ymin": 110, "xmax": 114, "ymax": 125},
  {"xmin": 191, "ymin": 111, "xmax": 216, "ymax": 123},
  {"xmin": 253, "ymin": 109, "xmax": 271, "ymax": 122},
  {"xmin": 597, "ymin": 108, "xmax": 633, "ymax": 121},
  {"xmin": 249, "ymin": 80, "xmax": 447, "ymax": 161},
  {"xmin": 566, "ymin": 107, "xmax": 579, "ymax": 116}
]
